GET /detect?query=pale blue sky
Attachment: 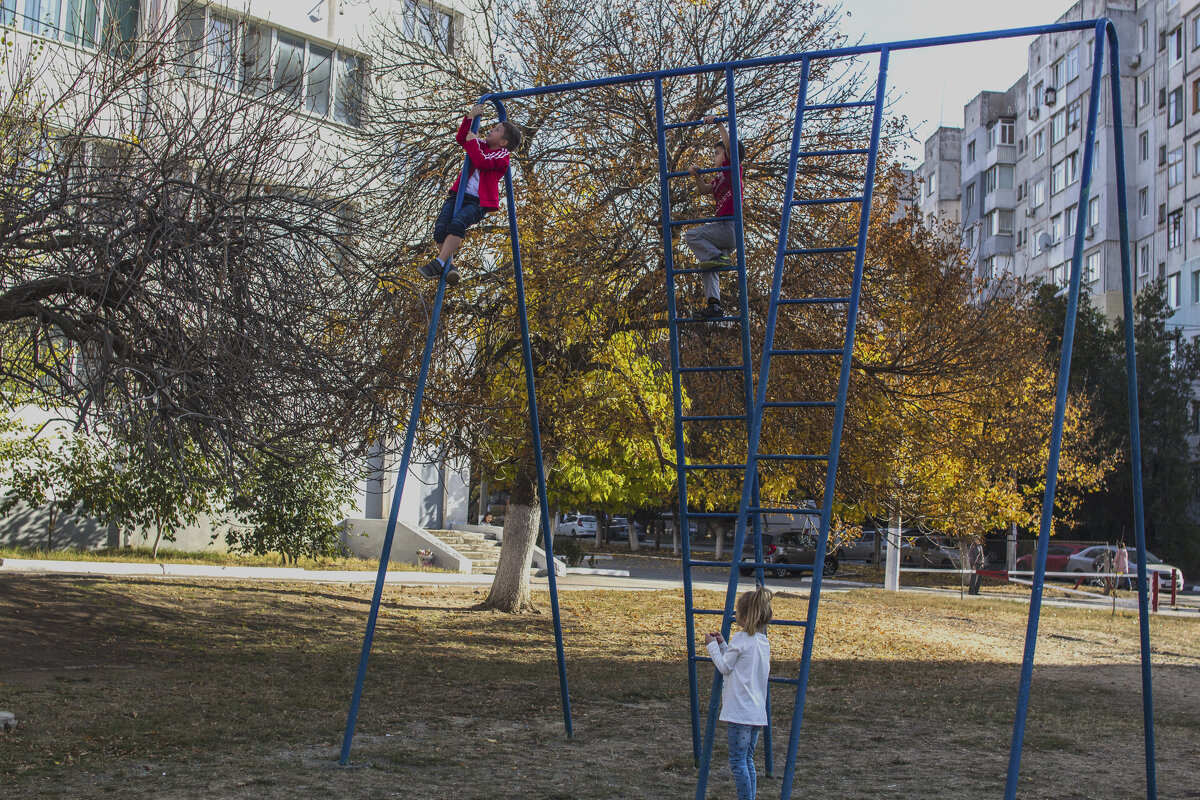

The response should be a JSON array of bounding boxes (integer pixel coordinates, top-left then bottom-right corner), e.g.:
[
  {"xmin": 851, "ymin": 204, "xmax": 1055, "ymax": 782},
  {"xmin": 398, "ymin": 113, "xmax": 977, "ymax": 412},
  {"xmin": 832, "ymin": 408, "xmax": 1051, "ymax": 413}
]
[{"xmin": 834, "ymin": 0, "xmax": 1078, "ymax": 162}]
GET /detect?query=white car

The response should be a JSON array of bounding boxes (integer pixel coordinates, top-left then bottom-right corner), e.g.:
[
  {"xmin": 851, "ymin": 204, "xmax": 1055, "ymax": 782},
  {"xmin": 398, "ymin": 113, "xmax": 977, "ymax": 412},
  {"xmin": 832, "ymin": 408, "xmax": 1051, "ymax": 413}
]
[
  {"xmin": 1064, "ymin": 545, "xmax": 1185, "ymax": 591},
  {"xmin": 557, "ymin": 514, "xmax": 597, "ymax": 538}
]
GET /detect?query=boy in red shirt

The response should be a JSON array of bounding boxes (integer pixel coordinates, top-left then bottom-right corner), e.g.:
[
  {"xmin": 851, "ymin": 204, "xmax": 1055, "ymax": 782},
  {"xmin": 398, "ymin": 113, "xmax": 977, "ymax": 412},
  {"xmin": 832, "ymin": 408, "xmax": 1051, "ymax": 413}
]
[
  {"xmin": 419, "ymin": 104, "xmax": 522, "ymax": 286},
  {"xmin": 684, "ymin": 115, "xmax": 744, "ymax": 319}
]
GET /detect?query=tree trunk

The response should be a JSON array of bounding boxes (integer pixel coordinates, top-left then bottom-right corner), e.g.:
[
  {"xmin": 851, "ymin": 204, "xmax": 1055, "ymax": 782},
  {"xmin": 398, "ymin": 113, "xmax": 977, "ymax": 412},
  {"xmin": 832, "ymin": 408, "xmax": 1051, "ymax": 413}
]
[
  {"xmin": 672, "ymin": 520, "xmax": 680, "ymax": 555},
  {"xmin": 713, "ymin": 522, "xmax": 724, "ymax": 560},
  {"xmin": 884, "ymin": 509, "xmax": 901, "ymax": 591},
  {"xmin": 152, "ymin": 520, "xmax": 163, "ymax": 560},
  {"xmin": 46, "ymin": 507, "xmax": 57, "ymax": 551},
  {"xmin": 628, "ymin": 513, "xmax": 639, "ymax": 552},
  {"xmin": 482, "ymin": 463, "xmax": 539, "ymax": 613}
]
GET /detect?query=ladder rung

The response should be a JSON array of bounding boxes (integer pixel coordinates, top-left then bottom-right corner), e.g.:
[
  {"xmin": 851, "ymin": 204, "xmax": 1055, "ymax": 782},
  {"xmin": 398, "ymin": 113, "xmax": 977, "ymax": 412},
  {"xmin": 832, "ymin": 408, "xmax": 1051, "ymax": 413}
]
[
  {"xmin": 790, "ymin": 196, "xmax": 864, "ymax": 207},
  {"xmin": 689, "ymin": 560, "xmax": 783, "ymax": 569},
  {"xmin": 746, "ymin": 507, "xmax": 822, "ymax": 515},
  {"xmin": 672, "ymin": 266, "xmax": 739, "ymax": 275},
  {"xmin": 769, "ymin": 618, "xmax": 811, "ymax": 627},
  {"xmin": 684, "ymin": 463, "xmax": 748, "ymax": 471},
  {"xmin": 757, "ymin": 454, "xmax": 829, "ymax": 461},
  {"xmin": 769, "ymin": 677, "xmax": 801, "ymax": 685},
  {"xmin": 667, "ymin": 216, "xmax": 730, "ymax": 227},
  {"xmin": 692, "ymin": 655, "xmax": 714, "ymax": 663},
  {"xmin": 784, "ymin": 246, "xmax": 856, "ymax": 256},
  {"xmin": 692, "ymin": 609, "xmax": 726, "ymax": 616},
  {"xmin": 666, "ymin": 166, "xmax": 731, "ymax": 177},
  {"xmin": 798, "ymin": 148, "xmax": 869, "ymax": 158},
  {"xmin": 687, "ymin": 512, "xmax": 740, "ymax": 519},
  {"xmin": 769, "ymin": 349, "xmax": 842, "ymax": 357},
  {"xmin": 680, "ymin": 365, "xmax": 743, "ymax": 373},
  {"xmin": 664, "ymin": 116, "xmax": 728, "ymax": 130},
  {"xmin": 804, "ymin": 100, "xmax": 876, "ymax": 111},
  {"xmin": 779, "ymin": 297, "xmax": 852, "ymax": 305},
  {"xmin": 762, "ymin": 401, "xmax": 836, "ymax": 408},
  {"xmin": 673, "ymin": 316, "xmax": 742, "ymax": 324},
  {"xmin": 682, "ymin": 414, "xmax": 748, "ymax": 422}
]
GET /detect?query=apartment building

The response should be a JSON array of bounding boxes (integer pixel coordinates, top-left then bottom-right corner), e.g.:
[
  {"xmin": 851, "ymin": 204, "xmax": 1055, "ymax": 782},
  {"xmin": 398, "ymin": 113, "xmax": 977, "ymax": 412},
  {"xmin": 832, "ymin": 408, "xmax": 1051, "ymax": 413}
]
[
  {"xmin": 0, "ymin": 0, "xmax": 480, "ymax": 549},
  {"xmin": 915, "ymin": 126, "xmax": 963, "ymax": 228}
]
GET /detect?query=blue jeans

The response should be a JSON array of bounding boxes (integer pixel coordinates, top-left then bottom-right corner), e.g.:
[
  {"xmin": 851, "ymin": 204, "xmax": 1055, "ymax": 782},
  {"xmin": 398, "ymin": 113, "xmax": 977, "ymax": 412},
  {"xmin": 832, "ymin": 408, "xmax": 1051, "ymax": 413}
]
[
  {"xmin": 433, "ymin": 194, "xmax": 489, "ymax": 242},
  {"xmin": 727, "ymin": 722, "xmax": 761, "ymax": 800}
]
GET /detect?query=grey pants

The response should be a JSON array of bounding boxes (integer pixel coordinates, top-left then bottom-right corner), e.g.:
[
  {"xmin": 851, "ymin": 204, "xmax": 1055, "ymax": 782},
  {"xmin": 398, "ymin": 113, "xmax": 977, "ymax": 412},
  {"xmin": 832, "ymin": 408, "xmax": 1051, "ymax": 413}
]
[{"xmin": 682, "ymin": 221, "xmax": 735, "ymax": 303}]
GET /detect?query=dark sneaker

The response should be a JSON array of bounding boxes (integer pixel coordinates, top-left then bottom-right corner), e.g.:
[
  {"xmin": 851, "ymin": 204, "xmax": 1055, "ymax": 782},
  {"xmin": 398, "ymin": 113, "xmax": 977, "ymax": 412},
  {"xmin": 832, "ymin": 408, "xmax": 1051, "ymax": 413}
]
[
  {"xmin": 698, "ymin": 254, "xmax": 732, "ymax": 270},
  {"xmin": 696, "ymin": 302, "xmax": 724, "ymax": 320},
  {"xmin": 418, "ymin": 258, "xmax": 444, "ymax": 279},
  {"xmin": 445, "ymin": 265, "xmax": 461, "ymax": 286}
]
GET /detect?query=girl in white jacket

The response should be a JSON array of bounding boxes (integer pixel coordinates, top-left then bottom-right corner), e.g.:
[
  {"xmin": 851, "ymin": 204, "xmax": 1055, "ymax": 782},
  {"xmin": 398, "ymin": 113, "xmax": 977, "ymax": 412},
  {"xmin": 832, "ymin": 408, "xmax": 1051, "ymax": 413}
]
[{"xmin": 705, "ymin": 585, "xmax": 772, "ymax": 800}]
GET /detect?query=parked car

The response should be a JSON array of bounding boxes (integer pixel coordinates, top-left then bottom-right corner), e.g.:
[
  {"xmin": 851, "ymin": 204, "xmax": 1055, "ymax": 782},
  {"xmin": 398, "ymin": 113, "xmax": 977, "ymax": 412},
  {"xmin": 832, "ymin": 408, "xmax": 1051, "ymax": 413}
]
[
  {"xmin": 1064, "ymin": 545, "xmax": 1185, "ymax": 590},
  {"xmin": 840, "ymin": 529, "xmax": 898, "ymax": 562},
  {"xmin": 738, "ymin": 533, "xmax": 839, "ymax": 579},
  {"xmin": 900, "ymin": 534, "xmax": 962, "ymax": 569},
  {"xmin": 557, "ymin": 514, "xmax": 597, "ymax": 538},
  {"xmin": 1014, "ymin": 543, "xmax": 1090, "ymax": 573},
  {"xmin": 608, "ymin": 517, "xmax": 646, "ymax": 541}
]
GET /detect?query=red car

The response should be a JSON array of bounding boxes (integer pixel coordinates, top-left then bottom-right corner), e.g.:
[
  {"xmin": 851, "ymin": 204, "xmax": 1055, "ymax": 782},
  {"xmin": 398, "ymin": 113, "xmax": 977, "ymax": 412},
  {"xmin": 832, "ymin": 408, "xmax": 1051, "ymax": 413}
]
[{"xmin": 1014, "ymin": 543, "xmax": 1089, "ymax": 573}]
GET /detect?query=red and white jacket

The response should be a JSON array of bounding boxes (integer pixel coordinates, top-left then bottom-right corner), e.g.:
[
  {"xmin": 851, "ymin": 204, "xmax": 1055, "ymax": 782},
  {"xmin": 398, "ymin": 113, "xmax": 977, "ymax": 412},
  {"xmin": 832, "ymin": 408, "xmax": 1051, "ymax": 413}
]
[{"xmin": 449, "ymin": 116, "xmax": 511, "ymax": 210}]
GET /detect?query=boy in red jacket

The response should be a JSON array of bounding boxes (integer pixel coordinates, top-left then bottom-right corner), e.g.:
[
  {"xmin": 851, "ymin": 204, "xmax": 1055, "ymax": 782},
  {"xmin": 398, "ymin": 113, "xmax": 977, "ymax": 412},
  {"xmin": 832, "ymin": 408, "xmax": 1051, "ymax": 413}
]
[
  {"xmin": 684, "ymin": 115, "xmax": 744, "ymax": 319},
  {"xmin": 419, "ymin": 104, "xmax": 522, "ymax": 286}
]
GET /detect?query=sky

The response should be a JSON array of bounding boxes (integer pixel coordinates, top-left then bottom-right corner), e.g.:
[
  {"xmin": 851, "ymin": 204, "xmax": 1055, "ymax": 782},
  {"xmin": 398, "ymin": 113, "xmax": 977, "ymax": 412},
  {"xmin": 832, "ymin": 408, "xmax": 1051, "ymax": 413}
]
[{"xmin": 834, "ymin": 0, "xmax": 1078, "ymax": 163}]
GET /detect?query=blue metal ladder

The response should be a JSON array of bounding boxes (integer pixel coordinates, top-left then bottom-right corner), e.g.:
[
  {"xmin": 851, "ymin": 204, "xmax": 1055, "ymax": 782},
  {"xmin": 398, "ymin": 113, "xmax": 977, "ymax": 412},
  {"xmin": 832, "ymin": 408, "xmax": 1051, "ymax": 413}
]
[
  {"xmin": 691, "ymin": 51, "xmax": 890, "ymax": 800},
  {"xmin": 652, "ymin": 69, "xmax": 778, "ymax": 774}
]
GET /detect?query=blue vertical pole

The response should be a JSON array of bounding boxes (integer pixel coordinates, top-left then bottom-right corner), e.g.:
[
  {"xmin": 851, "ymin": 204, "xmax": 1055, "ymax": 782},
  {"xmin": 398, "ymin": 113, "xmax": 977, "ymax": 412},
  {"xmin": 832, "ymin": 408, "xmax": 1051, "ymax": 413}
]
[
  {"xmin": 653, "ymin": 78, "xmax": 703, "ymax": 765},
  {"xmin": 1004, "ymin": 25, "xmax": 1108, "ymax": 800},
  {"xmin": 694, "ymin": 67, "xmax": 752, "ymax": 800},
  {"xmin": 492, "ymin": 98, "xmax": 573, "ymax": 739},
  {"xmin": 779, "ymin": 49, "xmax": 889, "ymax": 800},
  {"xmin": 1105, "ymin": 21, "xmax": 1157, "ymax": 800},
  {"xmin": 339, "ymin": 248, "xmax": 459, "ymax": 765}
]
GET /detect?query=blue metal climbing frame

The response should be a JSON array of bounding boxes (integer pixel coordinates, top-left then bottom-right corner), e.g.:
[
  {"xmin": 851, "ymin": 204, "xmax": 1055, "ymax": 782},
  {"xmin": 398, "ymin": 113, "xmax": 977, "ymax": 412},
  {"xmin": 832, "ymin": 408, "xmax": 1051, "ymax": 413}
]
[{"xmin": 339, "ymin": 17, "xmax": 1157, "ymax": 800}]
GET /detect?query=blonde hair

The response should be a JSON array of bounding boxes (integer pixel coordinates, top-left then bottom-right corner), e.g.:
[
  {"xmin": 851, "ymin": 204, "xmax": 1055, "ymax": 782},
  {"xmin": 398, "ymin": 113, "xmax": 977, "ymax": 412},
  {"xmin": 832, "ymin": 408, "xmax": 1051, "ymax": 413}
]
[{"xmin": 736, "ymin": 585, "xmax": 773, "ymax": 636}]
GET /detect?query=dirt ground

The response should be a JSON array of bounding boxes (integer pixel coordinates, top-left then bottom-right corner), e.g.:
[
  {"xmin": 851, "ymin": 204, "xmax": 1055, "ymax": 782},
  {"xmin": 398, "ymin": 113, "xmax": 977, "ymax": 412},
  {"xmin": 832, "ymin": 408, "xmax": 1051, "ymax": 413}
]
[{"xmin": 1, "ymin": 575, "xmax": 1197, "ymax": 800}]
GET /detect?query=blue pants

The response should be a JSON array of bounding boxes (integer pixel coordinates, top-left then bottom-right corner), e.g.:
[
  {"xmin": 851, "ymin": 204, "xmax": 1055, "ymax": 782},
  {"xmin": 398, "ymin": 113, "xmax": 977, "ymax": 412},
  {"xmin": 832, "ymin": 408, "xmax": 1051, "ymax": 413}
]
[
  {"xmin": 727, "ymin": 722, "xmax": 761, "ymax": 800},
  {"xmin": 433, "ymin": 194, "xmax": 488, "ymax": 243}
]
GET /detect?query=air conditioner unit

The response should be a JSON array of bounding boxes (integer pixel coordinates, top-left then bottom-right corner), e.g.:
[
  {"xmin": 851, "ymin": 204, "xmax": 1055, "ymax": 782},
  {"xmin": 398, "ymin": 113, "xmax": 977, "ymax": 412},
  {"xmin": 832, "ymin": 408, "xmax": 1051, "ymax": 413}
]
[
  {"xmin": 1028, "ymin": 108, "xmax": 1040, "ymax": 121},
  {"xmin": 1085, "ymin": 226, "xmax": 1096, "ymax": 240},
  {"xmin": 1044, "ymin": 87, "xmax": 1058, "ymax": 106},
  {"xmin": 1129, "ymin": 53, "xmax": 1141, "ymax": 68}
]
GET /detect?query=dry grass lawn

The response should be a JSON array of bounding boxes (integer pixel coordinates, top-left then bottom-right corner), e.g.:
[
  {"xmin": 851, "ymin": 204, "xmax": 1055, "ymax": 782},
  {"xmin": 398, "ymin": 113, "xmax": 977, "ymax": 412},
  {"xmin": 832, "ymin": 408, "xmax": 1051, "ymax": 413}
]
[{"xmin": 1, "ymin": 575, "xmax": 1197, "ymax": 800}]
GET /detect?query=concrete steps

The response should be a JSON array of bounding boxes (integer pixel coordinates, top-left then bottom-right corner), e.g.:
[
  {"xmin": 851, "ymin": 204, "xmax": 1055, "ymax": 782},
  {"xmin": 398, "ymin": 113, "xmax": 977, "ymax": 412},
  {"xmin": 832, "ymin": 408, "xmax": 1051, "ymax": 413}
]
[{"xmin": 426, "ymin": 529, "xmax": 504, "ymax": 575}]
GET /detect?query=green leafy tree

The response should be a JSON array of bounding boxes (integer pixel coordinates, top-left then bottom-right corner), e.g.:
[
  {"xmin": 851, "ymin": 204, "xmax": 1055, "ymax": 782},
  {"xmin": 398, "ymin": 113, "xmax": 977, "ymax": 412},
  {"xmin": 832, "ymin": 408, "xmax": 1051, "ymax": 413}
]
[
  {"xmin": 225, "ymin": 447, "xmax": 356, "ymax": 564},
  {"xmin": 1037, "ymin": 281, "xmax": 1200, "ymax": 572}
]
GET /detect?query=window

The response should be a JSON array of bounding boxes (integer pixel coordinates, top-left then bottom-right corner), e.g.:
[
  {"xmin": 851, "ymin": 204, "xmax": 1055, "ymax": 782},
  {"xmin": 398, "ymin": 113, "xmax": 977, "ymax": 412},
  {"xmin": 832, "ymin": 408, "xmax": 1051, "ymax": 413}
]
[
  {"xmin": 1051, "ymin": 110, "xmax": 1066, "ymax": 143},
  {"xmin": 1088, "ymin": 196, "xmax": 1100, "ymax": 227},
  {"xmin": 966, "ymin": 140, "xmax": 975, "ymax": 163},
  {"xmin": 1160, "ymin": 203, "xmax": 1168, "ymax": 225},
  {"xmin": 1195, "ymin": 15, "xmax": 1200, "ymax": 50},
  {"xmin": 1169, "ymin": 208, "xmax": 1184, "ymax": 248},
  {"xmin": 1139, "ymin": 243, "xmax": 1150, "ymax": 275},
  {"xmin": 1139, "ymin": 187, "xmax": 1149, "ymax": 218},
  {"xmin": 1139, "ymin": 131, "xmax": 1149, "ymax": 162},
  {"xmin": 1195, "ymin": 142, "xmax": 1200, "ymax": 176},
  {"xmin": 1195, "ymin": 206, "xmax": 1200, "ymax": 239},
  {"xmin": 981, "ymin": 256, "xmax": 996, "ymax": 283},
  {"xmin": 987, "ymin": 121, "xmax": 997, "ymax": 150},
  {"xmin": 1000, "ymin": 119, "xmax": 1015, "ymax": 145},
  {"xmin": 1169, "ymin": 87, "xmax": 1184, "ymax": 126},
  {"xmin": 1140, "ymin": 21, "xmax": 1148, "ymax": 52},
  {"xmin": 1051, "ymin": 152, "xmax": 1078, "ymax": 194},
  {"xmin": 1050, "ymin": 213, "xmax": 1063, "ymax": 244},
  {"xmin": 1168, "ymin": 272, "xmax": 1182, "ymax": 308},
  {"xmin": 1065, "ymin": 48, "xmax": 1079, "ymax": 83},
  {"xmin": 1065, "ymin": 205, "xmax": 1077, "ymax": 238},
  {"xmin": 403, "ymin": 0, "xmax": 455, "ymax": 54},
  {"xmin": 987, "ymin": 209, "xmax": 1014, "ymax": 236},
  {"xmin": 1194, "ymin": 78, "xmax": 1200, "ymax": 113},
  {"xmin": 1170, "ymin": 27, "xmax": 1184, "ymax": 64},
  {"xmin": 963, "ymin": 226, "xmax": 974, "ymax": 250},
  {"xmin": 1050, "ymin": 58, "xmax": 1065, "ymax": 89},
  {"xmin": 1086, "ymin": 251, "xmax": 1101, "ymax": 283},
  {"xmin": 1168, "ymin": 147, "xmax": 1185, "ymax": 187},
  {"xmin": 1033, "ymin": 130, "xmax": 1045, "ymax": 157},
  {"xmin": 1031, "ymin": 179, "xmax": 1046, "ymax": 208},
  {"xmin": 1066, "ymin": 99, "xmax": 1082, "ymax": 133},
  {"xmin": 983, "ymin": 164, "xmax": 1014, "ymax": 194},
  {"xmin": 964, "ymin": 182, "xmax": 974, "ymax": 214},
  {"xmin": 173, "ymin": 8, "xmax": 366, "ymax": 127},
  {"xmin": 4, "ymin": 0, "xmax": 135, "ymax": 51},
  {"xmin": 1139, "ymin": 75, "xmax": 1151, "ymax": 108},
  {"xmin": 1193, "ymin": 270, "xmax": 1200, "ymax": 304}
]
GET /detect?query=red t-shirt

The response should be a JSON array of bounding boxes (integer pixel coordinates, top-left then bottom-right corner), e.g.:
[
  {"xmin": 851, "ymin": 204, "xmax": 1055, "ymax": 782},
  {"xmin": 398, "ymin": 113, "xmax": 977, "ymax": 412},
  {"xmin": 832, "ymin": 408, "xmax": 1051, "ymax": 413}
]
[{"xmin": 713, "ymin": 155, "xmax": 743, "ymax": 217}]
